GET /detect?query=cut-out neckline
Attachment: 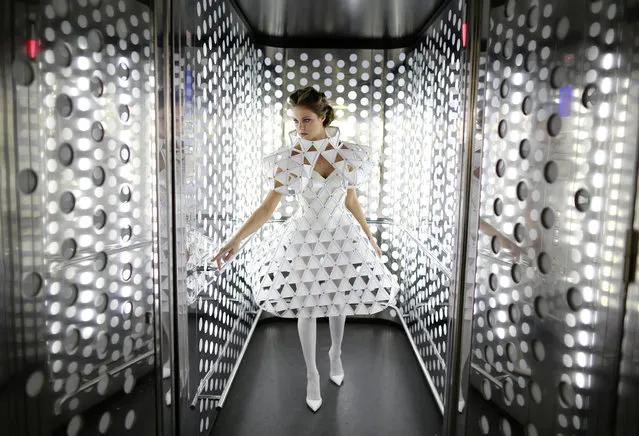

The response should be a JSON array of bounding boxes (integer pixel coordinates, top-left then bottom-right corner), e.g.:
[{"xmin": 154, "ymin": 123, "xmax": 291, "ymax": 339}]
[{"xmin": 311, "ymin": 168, "xmax": 336, "ymax": 180}]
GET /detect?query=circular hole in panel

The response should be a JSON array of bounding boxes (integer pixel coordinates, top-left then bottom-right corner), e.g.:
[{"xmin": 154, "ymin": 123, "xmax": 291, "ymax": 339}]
[
  {"xmin": 482, "ymin": 379, "xmax": 492, "ymax": 400},
  {"xmin": 535, "ymin": 296, "xmax": 549, "ymax": 319},
  {"xmin": 516, "ymin": 182, "xmax": 528, "ymax": 201},
  {"xmin": 92, "ymin": 166, "xmax": 106, "ymax": 186},
  {"xmin": 485, "ymin": 346, "xmax": 495, "ymax": 364},
  {"xmin": 60, "ymin": 191, "xmax": 75, "ymax": 213},
  {"xmin": 94, "ymin": 252, "xmax": 107, "ymax": 272},
  {"xmin": 120, "ymin": 144, "xmax": 131, "ymax": 163},
  {"xmin": 121, "ymin": 226, "xmax": 132, "ymax": 241},
  {"xmin": 538, "ymin": 252, "xmax": 551, "ymax": 274},
  {"xmin": 491, "ymin": 236, "xmax": 501, "ymax": 254},
  {"xmin": 514, "ymin": 223, "xmax": 525, "ymax": 243},
  {"xmin": 530, "ymin": 381, "xmax": 543, "ymax": 404},
  {"xmin": 525, "ymin": 51, "xmax": 538, "ymax": 72},
  {"xmin": 22, "ymin": 272, "xmax": 42, "ymax": 298},
  {"xmin": 54, "ymin": 41, "xmax": 72, "ymax": 67},
  {"xmin": 124, "ymin": 410, "xmax": 136, "ymax": 429},
  {"xmin": 118, "ymin": 62, "xmax": 130, "ymax": 79},
  {"xmin": 500, "ymin": 80, "xmax": 510, "ymax": 98},
  {"xmin": 91, "ymin": 122, "xmax": 104, "ymax": 142},
  {"xmin": 556, "ymin": 17, "xmax": 570, "ymax": 40},
  {"xmin": 527, "ymin": 6, "xmax": 539, "ymax": 29},
  {"xmin": 567, "ymin": 287, "xmax": 584, "ymax": 311},
  {"xmin": 25, "ymin": 370, "xmax": 46, "ymax": 397},
  {"xmin": 61, "ymin": 284, "xmax": 78, "ymax": 304},
  {"xmin": 506, "ymin": 342, "xmax": 517, "ymax": 362},
  {"xmin": 551, "ymin": 66, "xmax": 567, "ymax": 89},
  {"xmin": 67, "ymin": 415, "xmax": 83, "ymax": 436},
  {"xmin": 56, "ymin": 94, "xmax": 73, "ymax": 117},
  {"xmin": 52, "ymin": 0, "xmax": 69, "ymax": 17},
  {"xmin": 509, "ymin": 304, "xmax": 521, "ymax": 323},
  {"xmin": 95, "ymin": 293, "xmax": 108, "ymax": 313},
  {"xmin": 503, "ymin": 377, "xmax": 515, "ymax": 403},
  {"xmin": 494, "ymin": 198, "xmax": 503, "ymax": 216},
  {"xmin": 503, "ymin": 39, "xmax": 514, "ymax": 59},
  {"xmin": 489, "ymin": 273, "xmax": 498, "ymax": 291},
  {"xmin": 120, "ymin": 185, "xmax": 132, "ymax": 202},
  {"xmin": 526, "ymin": 424, "xmax": 539, "ymax": 436},
  {"xmin": 532, "ymin": 339, "xmax": 546, "ymax": 361},
  {"xmin": 559, "ymin": 381, "xmax": 576, "ymax": 407},
  {"xmin": 98, "ymin": 412, "xmax": 111, "ymax": 433},
  {"xmin": 12, "ymin": 58, "xmax": 35, "ymax": 86},
  {"xmin": 522, "ymin": 97, "xmax": 533, "ymax": 115},
  {"xmin": 505, "ymin": 0, "xmax": 515, "ymax": 18},
  {"xmin": 64, "ymin": 328, "xmax": 80, "ymax": 353},
  {"xmin": 582, "ymin": 84, "xmax": 598, "ymax": 108},
  {"xmin": 548, "ymin": 114, "xmax": 562, "ymax": 136},
  {"xmin": 544, "ymin": 161, "xmax": 558, "ymax": 183},
  {"xmin": 96, "ymin": 331, "xmax": 109, "ymax": 354},
  {"xmin": 480, "ymin": 415, "xmax": 490, "ymax": 434},
  {"xmin": 498, "ymin": 120, "xmax": 507, "ymax": 138},
  {"xmin": 65, "ymin": 372, "xmax": 80, "ymax": 395},
  {"xmin": 61, "ymin": 238, "xmax": 77, "ymax": 260},
  {"xmin": 496, "ymin": 159, "xmax": 505, "ymax": 177},
  {"xmin": 96, "ymin": 374, "xmax": 110, "ymax": 395},
  {"xmin": 93, "ymin": 209, "xmax": 107, "ymax": 230},
  {"xmin": 122, "ymin": 301, "xmax": 133, "ymax": 319},
  {"xmin": 18, "ymin": 169, "xmax": 38, "ymax": 194},
  {"xmin": 541, "ymin": 207, "xmax": 555, "ymax": 229},
  {"xmin": 575, "ymin": 189, "xmax": 590, "ymax": 212},
  {"xmin": 58, "ymin": 143, "xmax": 74, "ymax": 166},
  {"xmin": 122, "ymin": 263, "xmax": 133, "ymax": 281},
  {"xmin": 501, "ymin": 418, "xmax": 512, "ymax": 436},
  {"xmin": 118, "ymin": 105, "xmax": 130, "ymax": 122},
  {"xmin": 87, "ymin": 29, "xmax": 104, "ymax": 52},
  {"xmin": 511, "ymin": 264, "xmax": 522, "ymax": 283},
  {"xmin": 487, "ymin": 310, "xmax": 496, "ymax": 328},
  {"xmin": 90, "ymin": 77, "xmax": 104, "ymax": 97}
]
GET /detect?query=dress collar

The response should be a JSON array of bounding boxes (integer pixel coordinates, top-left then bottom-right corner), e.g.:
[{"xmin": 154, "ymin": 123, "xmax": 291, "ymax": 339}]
[{"xmin": 288, "ymin": 126, "xmax": 341, "ymax": 151}]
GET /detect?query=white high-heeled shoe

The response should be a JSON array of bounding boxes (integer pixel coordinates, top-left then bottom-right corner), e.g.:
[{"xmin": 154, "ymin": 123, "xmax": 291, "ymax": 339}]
[
  {"xmin": 329, "ymin": 349, "xmax": 344, "ymax": 386},
  {"xmin": 306, "ymin": 372, "xmax": 322, "ymax": 412}
]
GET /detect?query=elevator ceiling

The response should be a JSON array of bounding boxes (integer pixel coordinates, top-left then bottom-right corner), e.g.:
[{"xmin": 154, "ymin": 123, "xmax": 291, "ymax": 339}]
[{"xmin": 228, "ymin": 0, "xmax": 446, "ymax": 48}]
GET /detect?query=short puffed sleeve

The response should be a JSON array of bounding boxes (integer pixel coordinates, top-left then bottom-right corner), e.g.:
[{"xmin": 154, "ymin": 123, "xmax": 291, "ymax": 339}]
[
  {"xmin": 337, "ymin": 141, "xmax": 374, "ymax": 188},
  {"xmin": 263, "ymin": 146, "xmax": 311, "ymax": 195}
]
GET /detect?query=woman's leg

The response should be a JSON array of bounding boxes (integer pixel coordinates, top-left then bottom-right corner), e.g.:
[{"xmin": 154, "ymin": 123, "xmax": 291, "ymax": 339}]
[
  {"xmin": 297, "ymin": 317, "xmax": 321, "ymax": 408},
  {"xmin": 328, "ymin": 313, "xmax": 346, "ymax": 384}
]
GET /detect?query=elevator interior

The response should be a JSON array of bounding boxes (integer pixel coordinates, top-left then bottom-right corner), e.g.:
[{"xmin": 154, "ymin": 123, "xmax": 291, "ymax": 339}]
[{"xmin": 1, "ymin": 0, "xmax": 639, "ymax": 435}]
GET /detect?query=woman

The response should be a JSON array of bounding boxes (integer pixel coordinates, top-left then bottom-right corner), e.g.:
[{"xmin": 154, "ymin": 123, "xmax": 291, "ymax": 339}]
[{"xmin": 212, "ymin": 87, "xmax": 399, "ymax": 412}]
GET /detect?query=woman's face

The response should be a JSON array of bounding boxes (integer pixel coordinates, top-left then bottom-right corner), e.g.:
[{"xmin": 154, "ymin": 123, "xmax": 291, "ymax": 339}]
[{"xmin": 292, "ymin": 106, "xmax": 326, "ymax": 141}]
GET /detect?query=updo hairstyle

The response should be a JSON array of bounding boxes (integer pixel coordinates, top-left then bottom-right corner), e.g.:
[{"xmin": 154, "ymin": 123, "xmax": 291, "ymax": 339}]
[{"xmin": 288, "ymin": 87, "xmax": 335, "ymax": 127}]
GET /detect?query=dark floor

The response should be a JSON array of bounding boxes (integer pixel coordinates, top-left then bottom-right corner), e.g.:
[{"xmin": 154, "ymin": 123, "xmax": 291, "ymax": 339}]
[{"xmin": 210, "ymin": 319, "xmax": 443, "ymax": 436}]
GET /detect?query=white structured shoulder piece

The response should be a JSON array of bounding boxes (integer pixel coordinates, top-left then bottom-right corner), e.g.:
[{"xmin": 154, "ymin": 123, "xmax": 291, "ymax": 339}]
[{"xmin": 263, "ymin": 126, "xmax": 373, "ymax": 195}]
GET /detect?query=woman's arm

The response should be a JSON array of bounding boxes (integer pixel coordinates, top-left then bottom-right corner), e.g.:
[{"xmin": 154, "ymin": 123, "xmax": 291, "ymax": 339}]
[
  {"xmin": 212, "ymin": 190, "xmax": 282, "ymax": 268},
  {"xmin": 345, "ymin": 189, "xmax": 382, "ymax": 257}
]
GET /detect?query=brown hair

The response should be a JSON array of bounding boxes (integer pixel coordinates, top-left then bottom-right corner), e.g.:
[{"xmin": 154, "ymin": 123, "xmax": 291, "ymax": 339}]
[{"xmin": 288, "ymin": 86, "xmax": 335, "ymax": 127}]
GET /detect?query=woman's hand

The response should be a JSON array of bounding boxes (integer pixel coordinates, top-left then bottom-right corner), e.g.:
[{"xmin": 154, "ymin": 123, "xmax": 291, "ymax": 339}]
[
  {"xmin": 211, "ymin": 237, "xmax": 241, "ymax": 269},
  {"xmin": 368, "ymin": 235, "xmax": 382, "ymax": 258}
]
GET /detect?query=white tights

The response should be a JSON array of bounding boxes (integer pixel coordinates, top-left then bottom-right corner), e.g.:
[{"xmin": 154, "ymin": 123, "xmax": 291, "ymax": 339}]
[{"xmin": 297, "ymin": 314, "xmax": 346, "ymax": 400}]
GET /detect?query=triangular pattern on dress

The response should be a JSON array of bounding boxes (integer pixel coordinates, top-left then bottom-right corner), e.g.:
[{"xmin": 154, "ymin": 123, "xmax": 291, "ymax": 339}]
[{"xmin": 255, "ymin": 126, "xmax": 400, "ymax": 318}]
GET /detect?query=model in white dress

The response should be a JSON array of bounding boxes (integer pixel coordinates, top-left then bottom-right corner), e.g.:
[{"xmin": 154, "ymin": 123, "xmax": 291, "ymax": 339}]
[{"xmin": 213, "ymin": 87, "xmax": 398, "ymax": 412}]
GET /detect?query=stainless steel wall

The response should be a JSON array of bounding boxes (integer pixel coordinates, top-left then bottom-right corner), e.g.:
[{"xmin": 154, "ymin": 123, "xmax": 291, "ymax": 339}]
[
  {"xmin": 462, "ymin": 0, "xmax": 639, "ymax": 435},
  {"xmin": 2, "ymin": 0, "xmax": 160, "ymax": 435}
]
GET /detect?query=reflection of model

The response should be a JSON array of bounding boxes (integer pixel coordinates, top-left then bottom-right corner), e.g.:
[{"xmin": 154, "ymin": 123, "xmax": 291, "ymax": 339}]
[{"xmin": 213, "ymin": 87, "xmax": 399, "ymax": 412}]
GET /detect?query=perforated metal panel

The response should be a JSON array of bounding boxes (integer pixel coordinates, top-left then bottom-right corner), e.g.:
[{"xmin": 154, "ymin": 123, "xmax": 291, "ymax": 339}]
[
  {"xmin": 3, "ymin": 0, "xmax": 159, "ymax": 434},
  {"xmin": 467, "ymin": 1, "xmax": 639, "ymax": 435},
  {"xmin": 392, "ymin": 1, "xmax": 465, "ymax": 404},
  {"xmin": 186, "ymin": 0, "xmax": 261, "ymax": 433}
]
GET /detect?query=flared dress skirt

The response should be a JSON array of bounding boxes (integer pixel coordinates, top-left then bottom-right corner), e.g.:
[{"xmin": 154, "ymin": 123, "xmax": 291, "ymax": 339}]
[{"xmin": 253, "ymin": 162, "xmax": 400, "ymax": 318}]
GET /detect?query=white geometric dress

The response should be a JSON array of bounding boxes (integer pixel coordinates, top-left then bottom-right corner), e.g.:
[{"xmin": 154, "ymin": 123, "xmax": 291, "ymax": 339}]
[{"xmin": 252, "ymin": 126, "xmax": 400, "ymax": 318}]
